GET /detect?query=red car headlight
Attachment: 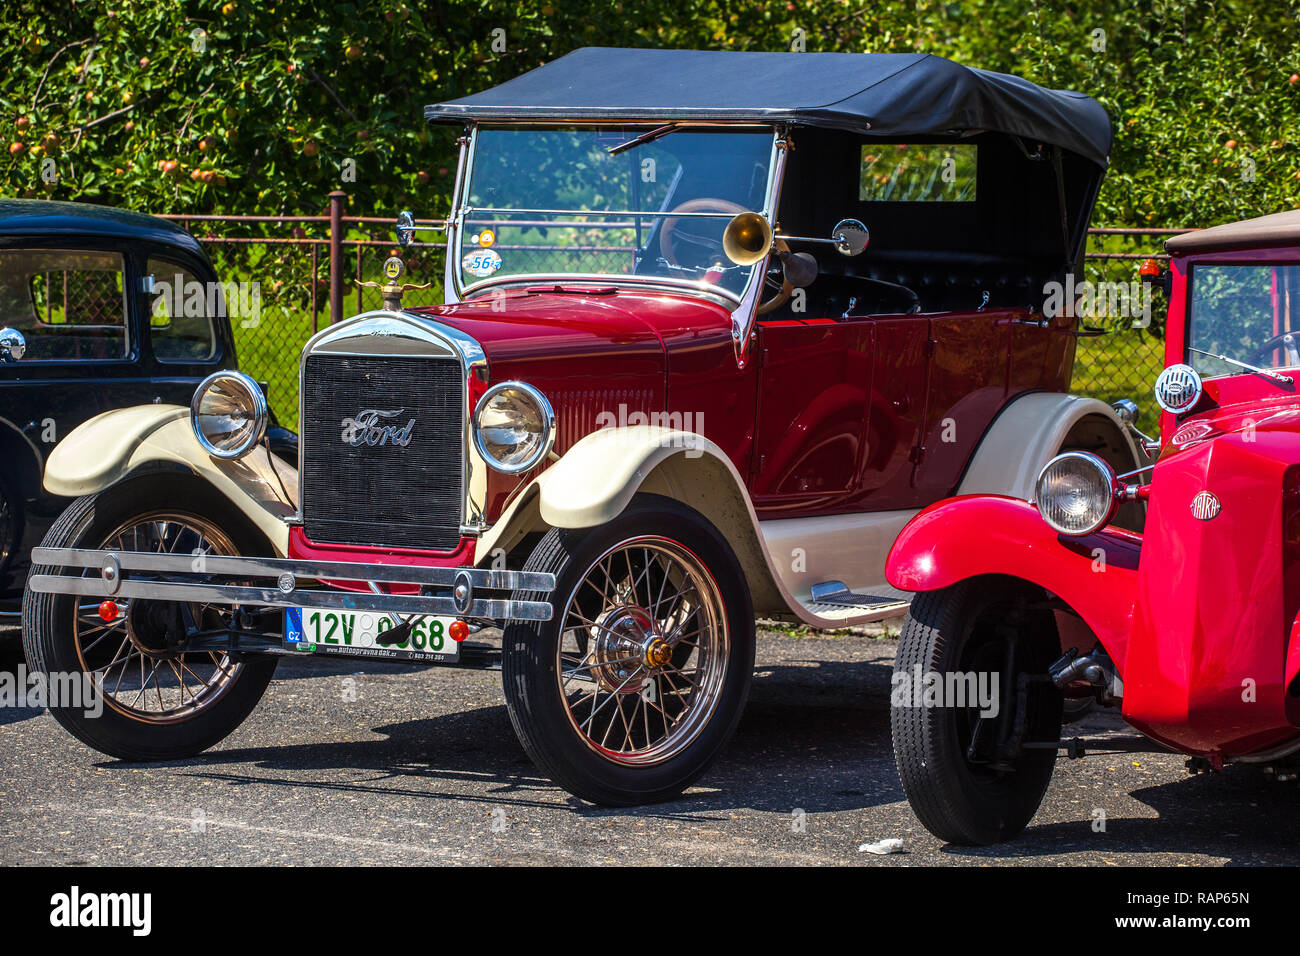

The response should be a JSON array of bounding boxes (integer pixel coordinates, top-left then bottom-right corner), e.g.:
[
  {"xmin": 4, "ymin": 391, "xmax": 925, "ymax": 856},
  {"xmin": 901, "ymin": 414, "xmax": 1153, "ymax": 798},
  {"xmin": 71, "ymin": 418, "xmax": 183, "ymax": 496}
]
[{"xmin": 1033, "ymin": 451, "xmax": 1120, "ymax": 536}]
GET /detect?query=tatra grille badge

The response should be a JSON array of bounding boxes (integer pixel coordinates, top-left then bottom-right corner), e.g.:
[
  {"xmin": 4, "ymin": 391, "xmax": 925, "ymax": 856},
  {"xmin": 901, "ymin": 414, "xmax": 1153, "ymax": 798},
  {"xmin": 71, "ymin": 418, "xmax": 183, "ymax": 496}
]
[
  {"xmin": 340, "ymin": 409, "xmax": 416, "ymax": 447},
  {"xmin": 1191, "ymin": 490, "xmax": 1221, "ymax": 521}
]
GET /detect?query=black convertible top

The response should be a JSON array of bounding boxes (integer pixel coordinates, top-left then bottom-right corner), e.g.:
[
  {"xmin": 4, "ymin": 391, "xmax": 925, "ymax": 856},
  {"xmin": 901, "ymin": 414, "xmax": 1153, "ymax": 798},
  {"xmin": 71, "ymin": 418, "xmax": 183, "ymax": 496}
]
[{"xmin": 426, "ymin": 48, "xmax": 1112, "ymax": 168}]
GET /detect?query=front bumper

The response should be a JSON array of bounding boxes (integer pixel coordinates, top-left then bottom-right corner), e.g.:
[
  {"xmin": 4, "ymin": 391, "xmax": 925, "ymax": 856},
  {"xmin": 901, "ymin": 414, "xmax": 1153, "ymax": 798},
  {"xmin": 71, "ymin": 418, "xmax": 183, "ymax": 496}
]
[{"xmin": 28, "ymin": 547, "xmax": 555, "ymax": 622}]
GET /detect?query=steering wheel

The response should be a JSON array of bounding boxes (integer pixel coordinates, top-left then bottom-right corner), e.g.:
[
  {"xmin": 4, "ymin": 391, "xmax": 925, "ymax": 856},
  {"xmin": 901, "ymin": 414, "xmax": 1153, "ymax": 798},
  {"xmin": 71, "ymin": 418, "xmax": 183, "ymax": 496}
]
[
  {"xmin": 756, "ymin": 238, "xmax": 793, "ymax": 316},
  {"xmin": 1245, "ymin": 330, "xmax": 1300, "ymax": 367},
  {"xmin": 659, "ymin": 198, "xmax": 746, "ymax": 268},
  {"xmin": 659, "ymin": 198, "xmax": 793, "ymax": 315}
]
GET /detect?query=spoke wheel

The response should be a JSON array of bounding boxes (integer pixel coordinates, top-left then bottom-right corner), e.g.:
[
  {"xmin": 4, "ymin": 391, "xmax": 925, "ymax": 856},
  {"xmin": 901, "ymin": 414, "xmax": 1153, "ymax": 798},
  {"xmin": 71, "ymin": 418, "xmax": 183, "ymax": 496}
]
[
  {"xmin": 74, "ymin": 512, "xmax": 244, "ymax": 724},
  {"xmin": 502, "ymin": 495, "xmax": 755, "ymax": 805},
  {"xmin": 557, "ymin": 537, "xmax": 729, "ymax": 766},
  {"xmin": 23, "ymin": 474, "xmax": 277, "ymax": 762}
]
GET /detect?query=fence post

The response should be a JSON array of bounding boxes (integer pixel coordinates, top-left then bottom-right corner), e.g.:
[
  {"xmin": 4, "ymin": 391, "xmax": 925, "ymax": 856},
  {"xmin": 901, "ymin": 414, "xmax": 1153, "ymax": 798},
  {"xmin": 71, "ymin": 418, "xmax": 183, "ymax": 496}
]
[{"xmin": 328, "ymin": 190, "xmax": 346, "ymax": 325}]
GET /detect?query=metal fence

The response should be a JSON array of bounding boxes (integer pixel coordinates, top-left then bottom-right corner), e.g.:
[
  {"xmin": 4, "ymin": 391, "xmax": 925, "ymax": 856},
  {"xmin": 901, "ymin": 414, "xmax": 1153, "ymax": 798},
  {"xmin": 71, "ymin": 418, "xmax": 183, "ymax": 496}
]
[{"xmin": 165, "ymin": 194, "xmax": 1185, "ymax": 434}]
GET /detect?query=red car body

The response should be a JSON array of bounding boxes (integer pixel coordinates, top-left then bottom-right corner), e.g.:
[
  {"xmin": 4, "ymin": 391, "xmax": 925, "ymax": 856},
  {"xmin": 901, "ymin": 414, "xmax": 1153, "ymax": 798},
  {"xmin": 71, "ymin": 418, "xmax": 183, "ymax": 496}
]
[{"xmin": 888, "ymin": 212, "xmax": 1300, "ymax": 763}]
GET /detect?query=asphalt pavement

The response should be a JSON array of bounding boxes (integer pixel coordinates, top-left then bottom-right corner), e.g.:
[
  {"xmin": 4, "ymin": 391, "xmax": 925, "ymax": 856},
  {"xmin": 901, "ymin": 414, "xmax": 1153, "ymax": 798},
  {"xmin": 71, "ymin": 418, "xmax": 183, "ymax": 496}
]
[{"xmin": 2, "ymin": 625, "xmax": 1297, "ymax": 866}]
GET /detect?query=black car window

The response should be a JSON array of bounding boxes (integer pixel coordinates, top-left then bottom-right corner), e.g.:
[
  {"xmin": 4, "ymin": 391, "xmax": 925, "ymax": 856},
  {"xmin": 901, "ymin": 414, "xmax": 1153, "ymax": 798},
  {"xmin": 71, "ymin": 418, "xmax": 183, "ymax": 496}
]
[
  {"xmin": 0, "ymin": 250, "xmax": 128, "ymax": 361},
  {"xmin": 146, "ymin": 258, "xmax": 218, "ymax": 363}
]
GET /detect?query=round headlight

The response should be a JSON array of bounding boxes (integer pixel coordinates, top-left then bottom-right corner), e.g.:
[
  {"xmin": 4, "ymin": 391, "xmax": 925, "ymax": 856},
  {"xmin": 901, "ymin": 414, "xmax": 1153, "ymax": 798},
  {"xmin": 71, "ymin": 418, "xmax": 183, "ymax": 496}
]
[
  {"xmin": 1033, "ymin": 451, "xmax": 1119, "ymax": 536},
  {"xmin": 473, "ymin": 381, "xmax": 555, "ymax": 474},
  {"xmin": 190, "ymin": 371, "xmax": 268, "ymax": 460}
]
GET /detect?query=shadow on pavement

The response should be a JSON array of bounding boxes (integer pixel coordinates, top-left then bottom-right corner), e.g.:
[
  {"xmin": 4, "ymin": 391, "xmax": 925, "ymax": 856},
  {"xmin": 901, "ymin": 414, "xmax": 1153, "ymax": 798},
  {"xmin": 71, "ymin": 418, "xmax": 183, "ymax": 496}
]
[{"xmin": 88, "ymin": 656, "xmax": 907, "ymax": 820}]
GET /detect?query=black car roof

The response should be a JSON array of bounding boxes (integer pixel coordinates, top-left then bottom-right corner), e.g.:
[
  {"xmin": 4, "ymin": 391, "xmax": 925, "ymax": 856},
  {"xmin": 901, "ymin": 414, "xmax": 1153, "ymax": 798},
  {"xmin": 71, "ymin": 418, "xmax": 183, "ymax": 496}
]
[
  {"xmin": 425, "ymin": 48, "xmax": 1113, "ymax": 168},
  {"xmin": 0, "ymin": 199, "xmax": 204, "ymax": 255}
]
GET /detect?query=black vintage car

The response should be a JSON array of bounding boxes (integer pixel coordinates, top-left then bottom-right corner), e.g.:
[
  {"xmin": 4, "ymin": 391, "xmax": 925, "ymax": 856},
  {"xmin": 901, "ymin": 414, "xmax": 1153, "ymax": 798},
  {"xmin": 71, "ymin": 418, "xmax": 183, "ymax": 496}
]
[{"xmin": 0, "ymin": 199, "xmax": 294, "ymax": 622}]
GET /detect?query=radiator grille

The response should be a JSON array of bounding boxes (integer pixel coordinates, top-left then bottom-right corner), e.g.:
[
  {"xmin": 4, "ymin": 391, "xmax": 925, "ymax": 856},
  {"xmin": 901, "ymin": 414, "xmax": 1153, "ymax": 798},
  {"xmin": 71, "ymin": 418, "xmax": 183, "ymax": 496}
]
[{"xmin": 301, "ymin": 354, "xmax": 464, "ymax": 550}]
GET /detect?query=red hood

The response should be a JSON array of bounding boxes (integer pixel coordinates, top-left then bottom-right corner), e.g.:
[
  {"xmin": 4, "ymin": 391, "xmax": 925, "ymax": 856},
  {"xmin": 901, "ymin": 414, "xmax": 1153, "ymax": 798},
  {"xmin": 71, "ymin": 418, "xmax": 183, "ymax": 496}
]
[
  {"xmin": 408, "ymin": 286, "xmax": 733, "ymax": 368},
  {"xmin": 1165, "ymin": 393, "xmax": 1300, "ymax": 456}
]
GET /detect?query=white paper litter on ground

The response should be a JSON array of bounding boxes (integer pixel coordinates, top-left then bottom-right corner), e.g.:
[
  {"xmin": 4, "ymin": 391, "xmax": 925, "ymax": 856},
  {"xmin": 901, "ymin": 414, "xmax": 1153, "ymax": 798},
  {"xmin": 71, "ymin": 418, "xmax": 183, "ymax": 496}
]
[{"xmin": 858, "ymin": 838, "xmax": 905, "ymax": 855}]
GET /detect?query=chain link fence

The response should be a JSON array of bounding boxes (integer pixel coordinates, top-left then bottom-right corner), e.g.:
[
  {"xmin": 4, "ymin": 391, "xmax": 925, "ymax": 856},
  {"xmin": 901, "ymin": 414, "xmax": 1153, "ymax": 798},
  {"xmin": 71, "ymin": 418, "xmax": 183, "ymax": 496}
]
[{"xmin": 172, "ymin": 202, "xmax": 1182, "ymax": 435}]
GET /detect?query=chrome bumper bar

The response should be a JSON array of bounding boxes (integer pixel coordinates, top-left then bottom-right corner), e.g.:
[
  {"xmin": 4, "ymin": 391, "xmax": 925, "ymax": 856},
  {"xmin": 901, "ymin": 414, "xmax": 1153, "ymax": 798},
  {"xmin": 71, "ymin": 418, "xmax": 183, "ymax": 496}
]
[{"xmin": 28, "ymin": 547, "xmax": 556, "ymax": 622}]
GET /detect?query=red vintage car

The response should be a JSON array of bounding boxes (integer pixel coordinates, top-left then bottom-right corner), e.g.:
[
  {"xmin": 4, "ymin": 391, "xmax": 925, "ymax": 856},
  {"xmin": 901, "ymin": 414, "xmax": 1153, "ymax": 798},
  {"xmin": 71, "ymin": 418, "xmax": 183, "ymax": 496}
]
[
  {"xmin": 26, "ymin": 49, "xmax": 1141, "ymax": 805},
  {"xmin": 887, "ymin": 206, "xmax": 1300, "ymax": 844}
]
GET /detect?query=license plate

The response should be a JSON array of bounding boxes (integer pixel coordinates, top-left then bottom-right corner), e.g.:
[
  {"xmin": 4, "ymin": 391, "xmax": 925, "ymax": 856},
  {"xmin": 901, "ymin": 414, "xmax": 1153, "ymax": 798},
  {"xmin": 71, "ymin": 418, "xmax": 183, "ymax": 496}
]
[{"xmin": 283, "ymin": 608, "xmax": 460, "ymax": 663}]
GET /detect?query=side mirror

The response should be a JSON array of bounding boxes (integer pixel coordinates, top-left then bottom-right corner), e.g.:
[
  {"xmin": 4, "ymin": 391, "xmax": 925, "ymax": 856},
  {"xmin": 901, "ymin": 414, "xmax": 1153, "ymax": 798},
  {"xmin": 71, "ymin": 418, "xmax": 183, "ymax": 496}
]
[
  {"xmin": 1139, "ymin": 258, "xmax": 1171, "ymax": 296},
  {"xmin": 396, "ymin": 211, "xmax": 416, "ymax": 247},
  {"xmin": 0, "ymin": 327, "xmax": 26, "ymax": 362},
  {"xmin": 1111, "ymin": 399, "xmax": 1138, "ymax": 425},
  {"xmin": 830, "ymin": 219, "xmax": 869, "ymax": 256}
]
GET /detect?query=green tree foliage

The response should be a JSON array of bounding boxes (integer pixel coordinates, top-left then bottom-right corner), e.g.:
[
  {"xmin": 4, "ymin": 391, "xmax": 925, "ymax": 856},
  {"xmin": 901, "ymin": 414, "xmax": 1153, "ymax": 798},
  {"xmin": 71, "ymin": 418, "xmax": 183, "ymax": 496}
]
[{"xmin": 2, "ymin": 0, "xmax": 1298, "ymax": 226}]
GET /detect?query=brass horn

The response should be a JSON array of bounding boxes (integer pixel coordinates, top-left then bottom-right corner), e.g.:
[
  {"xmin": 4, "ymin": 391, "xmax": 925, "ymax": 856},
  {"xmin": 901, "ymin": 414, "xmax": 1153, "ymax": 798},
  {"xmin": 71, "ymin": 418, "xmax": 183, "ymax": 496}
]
[{"xmin": 722, "ymin": 212, "xmax": 774, "ymax": 266}]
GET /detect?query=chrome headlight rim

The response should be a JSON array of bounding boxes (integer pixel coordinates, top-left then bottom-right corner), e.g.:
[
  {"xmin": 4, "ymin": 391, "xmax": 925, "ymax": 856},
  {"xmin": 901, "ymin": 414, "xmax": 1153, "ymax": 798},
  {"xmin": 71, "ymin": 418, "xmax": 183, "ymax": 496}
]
[
  {"xmin": 190, "ymin": 370, "xmax": 269, "ymax": 460},
  {"xmin": 472, "ymin": 380, "xmax": 555, "ymax": 475},
  {"xmin": 1033, "ymin": 450, "xmax": 1121, "ymax": 537}
]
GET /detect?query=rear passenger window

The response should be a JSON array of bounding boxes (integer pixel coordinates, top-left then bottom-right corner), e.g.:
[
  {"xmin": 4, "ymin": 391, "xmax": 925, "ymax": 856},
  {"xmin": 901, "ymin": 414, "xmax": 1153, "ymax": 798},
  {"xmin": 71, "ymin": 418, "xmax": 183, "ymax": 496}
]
[
  {"xmin": 147, "ymin": 259, "xmax": 218, "ymax": 363},
  {"xmin": 0, "ymin": 250, "xmax": 128, "ymax": 360}
]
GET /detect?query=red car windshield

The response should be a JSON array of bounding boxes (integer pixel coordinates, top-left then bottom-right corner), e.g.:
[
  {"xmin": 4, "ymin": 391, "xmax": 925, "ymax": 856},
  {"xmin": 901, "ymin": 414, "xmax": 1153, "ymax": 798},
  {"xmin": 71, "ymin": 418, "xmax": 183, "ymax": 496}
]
[{"xmin": 457, "ymin": 126, "xmax": 775, "ymax": 300}]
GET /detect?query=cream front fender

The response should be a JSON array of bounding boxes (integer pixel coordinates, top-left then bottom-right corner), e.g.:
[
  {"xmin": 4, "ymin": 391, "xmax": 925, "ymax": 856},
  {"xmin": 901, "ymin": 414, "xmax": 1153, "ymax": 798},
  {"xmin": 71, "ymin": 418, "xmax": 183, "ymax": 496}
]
[
  {"xmin": 958, "ymin": 392, "xmax": 1146, "ymax": 499},
  {"xmin": 477, "ymin": 426, "xmax": 788, "ymax": 614},
  {"xmin": 536, "ymin": 426, "xmax": 720, "ymax": 529},
  {"xmin": 43, "ymin": 404, "xmax": 296, "ymax": 555}
]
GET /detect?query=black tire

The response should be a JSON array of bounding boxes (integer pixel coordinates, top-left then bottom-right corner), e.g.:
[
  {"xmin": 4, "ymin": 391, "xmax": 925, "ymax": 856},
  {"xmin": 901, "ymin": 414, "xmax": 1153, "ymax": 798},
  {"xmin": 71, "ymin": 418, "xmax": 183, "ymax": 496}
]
[
  {"xmin": 22, "ymin": 473, "xmax": 277, "ymax": 761},
  {"xmin": 891, "ymin": 577, "xmax": 1063, "ymax": 845},
  {"xmin": 502, "ymin": 495, "xmax": 755, "ymax": 805},
  {"xmin": 0, "ymin": 469, "xmax": 16, "ymax": 571}
]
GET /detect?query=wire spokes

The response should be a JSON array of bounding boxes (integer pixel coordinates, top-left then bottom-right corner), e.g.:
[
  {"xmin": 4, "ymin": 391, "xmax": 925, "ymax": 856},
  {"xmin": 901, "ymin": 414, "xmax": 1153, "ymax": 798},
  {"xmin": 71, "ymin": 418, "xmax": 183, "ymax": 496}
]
[
  {"xmin": 555, "ymin": 535, "xmax": 729, "ymax": 765},
  {"xmin": 71, "ymin": 511, "xmax": 246, "ymax": 723}
]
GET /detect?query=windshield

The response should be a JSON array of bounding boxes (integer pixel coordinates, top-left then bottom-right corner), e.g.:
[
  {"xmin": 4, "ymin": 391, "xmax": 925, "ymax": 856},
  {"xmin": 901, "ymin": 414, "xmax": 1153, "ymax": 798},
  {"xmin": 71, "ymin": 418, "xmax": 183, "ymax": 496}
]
[
  {"xmin": 1188, "ymin": 263, "xmax": 1300, "ymax": 377},
  {"xmin": 456, "ymin": 126, "xmax": 775, "ymax": 301}
]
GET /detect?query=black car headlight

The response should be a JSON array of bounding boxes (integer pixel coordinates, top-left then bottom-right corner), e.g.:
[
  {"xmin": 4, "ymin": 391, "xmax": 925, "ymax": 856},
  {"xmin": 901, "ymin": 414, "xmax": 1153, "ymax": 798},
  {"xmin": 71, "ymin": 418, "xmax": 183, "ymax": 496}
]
[
  {"xmin": 473, "ymin": 381, "xmax": 555, "ymax": 474},
  {"xmin": 1033, "ymin": 451, "xmax": 1120, "ymax": 536},
  {"xmin": 190, "ymin": 371, "xmax": 268, "ymax": 460}
]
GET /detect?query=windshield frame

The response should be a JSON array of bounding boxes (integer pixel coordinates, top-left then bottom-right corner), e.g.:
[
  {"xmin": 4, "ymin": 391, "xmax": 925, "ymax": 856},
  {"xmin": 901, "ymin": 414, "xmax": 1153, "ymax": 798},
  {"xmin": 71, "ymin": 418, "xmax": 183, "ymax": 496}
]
[
  {"xmin": 442, "ymin": 123, "xmax": 785, "ymax": 319},
  {"xmin": 1184, "ymin": 258, "xmax": 1300, "ymax": 382}
]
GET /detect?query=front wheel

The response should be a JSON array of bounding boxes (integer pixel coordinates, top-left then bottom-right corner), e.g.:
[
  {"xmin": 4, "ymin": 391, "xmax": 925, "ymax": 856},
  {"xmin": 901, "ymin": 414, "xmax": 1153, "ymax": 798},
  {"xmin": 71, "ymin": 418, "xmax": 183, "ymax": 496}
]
[
  {"xmin": 502, "ymin": 495, "xmax": 755, "ymax": 805},
  {"xmin": 891, "ymin": 578, "xmax": 1063, "ymax": 845},
  {"xmin": 22, "ymin": 474, "xmax": 278, "ymax": 761}
]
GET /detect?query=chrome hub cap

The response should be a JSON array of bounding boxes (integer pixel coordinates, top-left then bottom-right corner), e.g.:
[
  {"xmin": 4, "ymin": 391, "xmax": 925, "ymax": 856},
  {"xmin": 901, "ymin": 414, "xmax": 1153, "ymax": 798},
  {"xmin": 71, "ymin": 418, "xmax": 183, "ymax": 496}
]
[{"xmin": 588, "ymin": 605, "xmax": 675, "ymax": 691}]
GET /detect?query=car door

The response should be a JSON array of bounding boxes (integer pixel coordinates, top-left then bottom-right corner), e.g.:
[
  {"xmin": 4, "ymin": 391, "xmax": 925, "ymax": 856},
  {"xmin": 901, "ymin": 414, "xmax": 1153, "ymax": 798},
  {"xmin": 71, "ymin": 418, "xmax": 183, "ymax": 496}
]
[
  {"xmin": 0, "ymin": 243, "xmax": 138, "ymax": 468},
  {"xmin": 749, "ymin": 317, "xmax": 873, "ymax": 516}
]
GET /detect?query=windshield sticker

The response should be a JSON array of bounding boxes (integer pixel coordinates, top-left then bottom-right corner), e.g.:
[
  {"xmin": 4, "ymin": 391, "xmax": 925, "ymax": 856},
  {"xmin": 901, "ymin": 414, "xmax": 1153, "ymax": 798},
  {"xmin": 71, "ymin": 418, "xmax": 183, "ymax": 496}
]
[
  {"xmin": 462, "ymin": 248, "xmax": 503, "ymax": 278},
  {"xmin": 473, "ymin": 229, "xmax": 495, "ymax": 247}
]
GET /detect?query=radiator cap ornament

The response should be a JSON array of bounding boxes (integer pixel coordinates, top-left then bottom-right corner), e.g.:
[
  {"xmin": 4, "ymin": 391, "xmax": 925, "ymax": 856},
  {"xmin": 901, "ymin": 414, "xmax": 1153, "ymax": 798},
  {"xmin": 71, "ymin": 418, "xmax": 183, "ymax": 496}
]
[{"xmin": 357, "ymin": 255, "xmax": 430, "ymax": 311}]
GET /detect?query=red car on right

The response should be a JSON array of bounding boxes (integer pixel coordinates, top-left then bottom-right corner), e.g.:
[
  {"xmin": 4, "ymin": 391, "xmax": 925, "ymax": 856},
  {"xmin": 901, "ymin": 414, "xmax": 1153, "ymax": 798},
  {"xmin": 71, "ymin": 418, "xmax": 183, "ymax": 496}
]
[{"xmin": 885, "ymin": 207, "xmax": 1300, "ymax": 844}]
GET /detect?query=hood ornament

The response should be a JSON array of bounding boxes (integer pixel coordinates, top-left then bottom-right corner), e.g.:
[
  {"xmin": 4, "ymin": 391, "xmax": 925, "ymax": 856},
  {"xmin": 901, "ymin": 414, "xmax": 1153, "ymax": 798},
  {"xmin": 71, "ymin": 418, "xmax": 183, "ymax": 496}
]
[{"xmin": 356, "ymin": 255, "xmax": 431, "ymax": 312}]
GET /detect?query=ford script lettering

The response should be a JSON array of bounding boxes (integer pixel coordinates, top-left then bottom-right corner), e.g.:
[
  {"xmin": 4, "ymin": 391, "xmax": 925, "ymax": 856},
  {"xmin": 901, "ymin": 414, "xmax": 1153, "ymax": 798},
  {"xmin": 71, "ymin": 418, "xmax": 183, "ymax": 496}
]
[{"xmin": 340, "ymin": 408, "xmax": 416, "ymax": 447}]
